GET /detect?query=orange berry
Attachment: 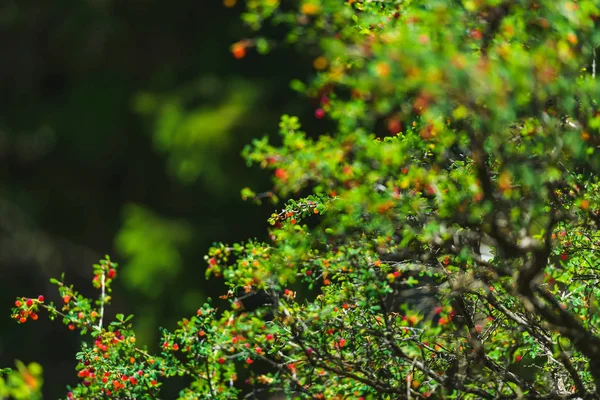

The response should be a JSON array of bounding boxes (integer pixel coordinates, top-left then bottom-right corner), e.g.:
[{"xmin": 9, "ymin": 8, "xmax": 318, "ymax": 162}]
[
  {"xmin": 301, "ymin": 3, "xmax": 320, "ymax": 15},
  {"xmin": 231, "ymin": 42, "xmax": 246, "ymax": 59}
]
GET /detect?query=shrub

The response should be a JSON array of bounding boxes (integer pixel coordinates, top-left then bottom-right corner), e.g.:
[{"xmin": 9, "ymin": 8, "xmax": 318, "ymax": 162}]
[{"xmin": 7, "ymin": 0, "xmax": 600, "ymax": 398}]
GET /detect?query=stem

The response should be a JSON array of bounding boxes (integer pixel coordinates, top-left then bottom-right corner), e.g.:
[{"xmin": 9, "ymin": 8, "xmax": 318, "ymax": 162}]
[
  {"xmin": 98, "ymin": 269, "xmax": 106, "ymax": 330},
  {"xmin": 593, "ymin": 46, "xmax": 596, "ymax": 79},
  {"xmin": 205, "ymin": 357, "xmax": 216, "ymax": 398}
]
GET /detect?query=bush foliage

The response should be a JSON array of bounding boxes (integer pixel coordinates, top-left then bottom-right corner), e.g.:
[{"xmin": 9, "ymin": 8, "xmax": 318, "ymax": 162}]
[{"xmin": 7, "ymin": 0, "xmax": 600, "ymax": 398}]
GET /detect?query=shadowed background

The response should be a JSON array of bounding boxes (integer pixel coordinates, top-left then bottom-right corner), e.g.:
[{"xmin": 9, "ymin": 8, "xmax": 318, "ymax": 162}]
[{"xmin": 0, "ymin": 0, "xmax": 317, "ymax": 397}]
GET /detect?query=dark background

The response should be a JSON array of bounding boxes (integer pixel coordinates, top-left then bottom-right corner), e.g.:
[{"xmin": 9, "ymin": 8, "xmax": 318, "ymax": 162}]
[{"xmin": 0, "ymin": 0, "xmax": 316, "ymax": 397}]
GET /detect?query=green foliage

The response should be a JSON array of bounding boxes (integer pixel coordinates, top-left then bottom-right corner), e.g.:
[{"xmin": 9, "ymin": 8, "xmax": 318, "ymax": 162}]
[
  {"xmin": 6, "ymin": 0, "xmax": 600, "ymax": 399},
  {"xmin": 115, "ymin": 205, "xmax": 192, "ymax": 297},
  {"xmin": 133, "ymin": 78, "xmax": 261, "ymax": 187},
  {"xmin": 0, "ymin": 361, "xmax": 42, "ymax": 400}
]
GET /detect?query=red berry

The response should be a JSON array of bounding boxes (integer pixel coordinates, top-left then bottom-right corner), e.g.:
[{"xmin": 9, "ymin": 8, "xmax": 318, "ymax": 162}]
[
  {"xmin": 14, "ymin": 300, "xmax": 22, "ymax": 307},
  {"xmin": 266, "ymin": 334, "xmax": 274, "ymax": 341},
  {"xmin": 26, "ymin": 299, "xmax": 33, "ymax": 307},
  {"xmin": 434, "ymin": 306, "xmax": 443, "ymax": 314},
  {"xmin": 315, "ymin": 108, "xmax": 325, "ymax": 119},
  {"xmin": 515, "ymin": 355, "xmax": 523, "ymax": 362},
  {"xmin": 246, "ymin": 358, "xmax": 254, "ymax": 364},
  {"xmin": 68, "ymin": 324, "xmax": 75, "ymax": 331},
  {"xmin": 19, "ymin": 317, "xmax": 27, "ymax": 323},
  {"xmin": 172, "ymin": 343, "xmax": 179, "ymax": 351},
  {"xmin": 274, "ymin": 168, "xmax": 289, "ymax": 181},
  {"xmin": 107, "ymin": 269, "xmax": 116, "ymax": 279},
  {"xmin": 387, "ymin": 119, "xmax": 402, "ymax": 134},
  {"xmin": 38, "ymin": 295, "xmax": 44, "ymax": 302},
  {"xmin": 218, "ymin": 357, "xmax": 225, "ymax": 364},
  {"xmin": 102, "ymin": 377, "xmax": 108, "ymax": 384},
  {"xmin": 63, "ymin": 295, "xmax": 71, "ymax": 304}
]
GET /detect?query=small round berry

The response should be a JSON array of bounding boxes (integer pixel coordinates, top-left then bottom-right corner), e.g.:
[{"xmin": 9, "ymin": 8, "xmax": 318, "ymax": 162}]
[
  {"xmin": 68, "ymin": 324, "xmax": 75, "ymax": 331},
  {"xmin": 231, "ymin": 42, "xmax": 246, "ymax": 59},
  {"xmin": 26, "ymin": 299, "xmax": 33, "ymax": 307},
  {"xmin": 63, "ymin": 295, "xmax": 71, "ymax": 304},
  {"xmin": 315, "ymin": 108, "xmax": 325, "ymax": 119},
  {"xmin": 15, "ymin": 300, "xmax": 22, "ymax": 307},
  {"xmin": 38, "ymin": 295, "xmax": 44, "ymax": 302}
]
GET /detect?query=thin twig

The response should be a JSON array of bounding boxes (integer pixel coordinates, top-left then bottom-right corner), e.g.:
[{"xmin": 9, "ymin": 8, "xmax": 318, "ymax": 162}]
[
  {"xmin": 98, "ymin": 269, "xmax": 106, "ymax": 330},
  {"xmin": 593, "ymin": 47, "xmax": 596, "ymax": 79}
]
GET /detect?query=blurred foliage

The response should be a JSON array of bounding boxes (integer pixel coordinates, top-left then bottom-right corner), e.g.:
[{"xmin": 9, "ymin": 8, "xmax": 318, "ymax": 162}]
[
  {"xmin": 115, "ymin": 204, "xmax": 192, "ymax": 298},
  {"xmin": 133, "ymin": 78, "xmax": 262, "ymax": 187},
  {"xmin": 0, "ymin": 361, "xmax": 42, "ymax": 400}
]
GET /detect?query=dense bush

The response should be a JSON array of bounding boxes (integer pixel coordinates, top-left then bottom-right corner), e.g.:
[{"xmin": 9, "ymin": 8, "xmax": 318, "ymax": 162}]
[{"xmin": 5, "ymin": 0, "xmax": 600, "ymax": 398}]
